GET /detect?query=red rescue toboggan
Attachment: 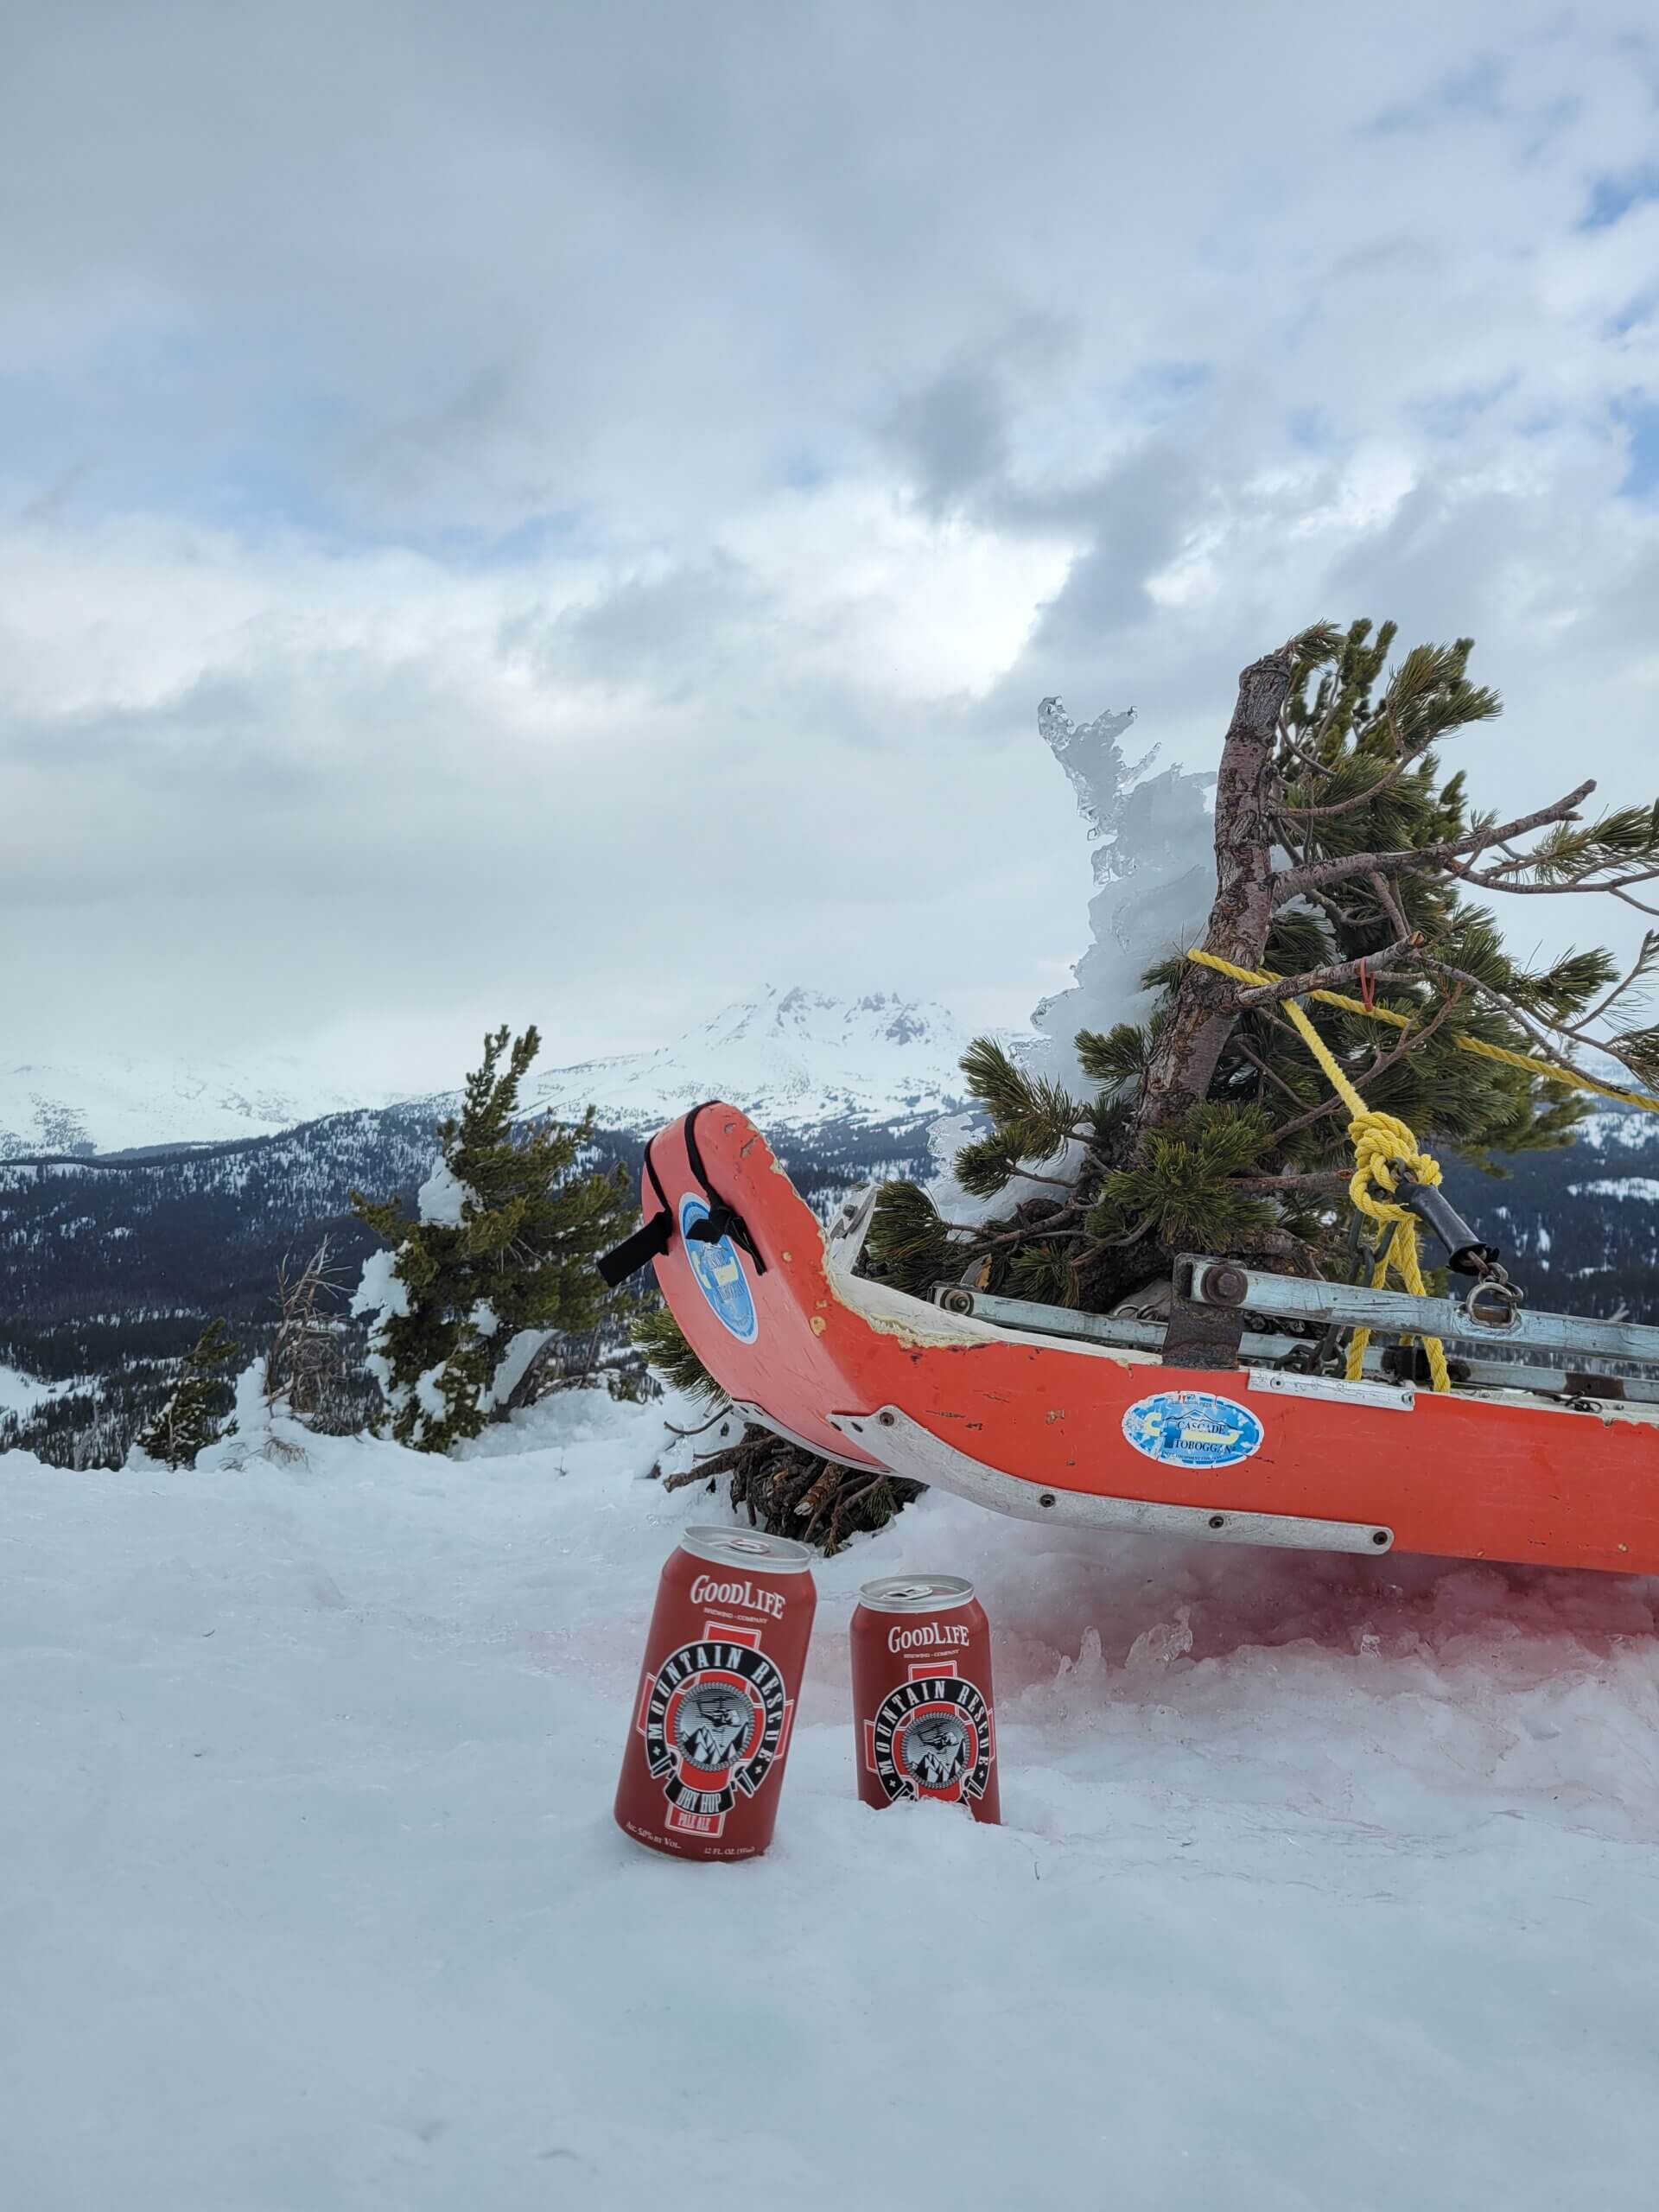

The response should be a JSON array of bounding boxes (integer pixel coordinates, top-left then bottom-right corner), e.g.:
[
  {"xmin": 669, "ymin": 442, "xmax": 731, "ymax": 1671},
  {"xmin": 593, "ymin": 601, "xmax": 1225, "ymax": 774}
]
[{"xmin": 602, "ymin": 1096, "xmax": 1659, "ymax": 1579}]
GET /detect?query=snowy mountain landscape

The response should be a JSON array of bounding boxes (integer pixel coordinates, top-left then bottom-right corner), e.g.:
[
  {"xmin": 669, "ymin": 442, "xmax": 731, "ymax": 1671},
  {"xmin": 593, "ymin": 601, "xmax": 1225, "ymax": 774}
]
[
  {"xmin": 5, "ymin": 980, "xmax": 1659, "ymax": 1470},
  {"xmin": 0, "ymin": 988, "xmax": 988, "ymax": 1162},
  {"xmin": 0, "ymin": 988, "xmax": 972, "ymax": 1465},
  {"xmin": 13, "ymin": 9, "xmax": 1659, "ymax": 2206}
]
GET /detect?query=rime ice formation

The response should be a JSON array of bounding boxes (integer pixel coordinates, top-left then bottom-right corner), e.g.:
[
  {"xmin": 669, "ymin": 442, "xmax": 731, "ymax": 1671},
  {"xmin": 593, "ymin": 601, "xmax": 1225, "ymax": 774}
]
[
  {"xmin": 1023, "ymin": 695, "xmax": 1217, "ymax": 1090},
  {"xmin": 924, "ymin": 696, "xmax": 1217, "ymax": 1224}
]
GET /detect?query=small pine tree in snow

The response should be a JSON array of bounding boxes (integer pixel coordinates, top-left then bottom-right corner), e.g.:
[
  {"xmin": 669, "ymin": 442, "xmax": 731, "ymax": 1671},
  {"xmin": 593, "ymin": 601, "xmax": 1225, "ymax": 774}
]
[
  {"xmin": 137, "ymin": 1318, "xmax": 241, "ymax": 1469},
  {"xmin": 351, "ymin": 1025, "xmax": 632, "ymax": 1452}
]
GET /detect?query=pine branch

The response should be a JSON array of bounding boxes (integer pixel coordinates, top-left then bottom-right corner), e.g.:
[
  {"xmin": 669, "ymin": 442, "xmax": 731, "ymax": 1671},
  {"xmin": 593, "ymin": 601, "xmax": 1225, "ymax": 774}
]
[{"xmin": 1256, "ymin": 984, "xmax": 1465, "ymax": 1149}]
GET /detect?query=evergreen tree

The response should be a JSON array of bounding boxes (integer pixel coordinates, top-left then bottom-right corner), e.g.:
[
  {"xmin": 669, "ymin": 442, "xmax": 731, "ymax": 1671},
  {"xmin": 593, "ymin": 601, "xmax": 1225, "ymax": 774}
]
[
  {"xmin": 868, "ymin": 620, "xmax": 1659, "ymax": 1311},
  {"xmin": 352, "ymin": 1026, "xmax": 632, "ymax": 1452},
  {"xmin": 137, "ymin": 1317, "xmax": 241, "ymax": 1468}
]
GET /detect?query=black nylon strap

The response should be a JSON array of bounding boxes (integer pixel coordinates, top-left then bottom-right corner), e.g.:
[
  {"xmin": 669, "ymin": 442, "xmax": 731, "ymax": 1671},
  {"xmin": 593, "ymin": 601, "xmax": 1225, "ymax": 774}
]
[
  {"xmin": 594, "ymin": 1107, "xmax": 766, "ymax": 1286},
  {"xmin": 683, "ymin": 1102, "xmax": 766, "ymax": 1275},
  {"xmin": 596, "ymin": 1211, "xmax": 672, "ymax": 1288},
  {"xmin": 596, "ymin": 1128, "xmax": 677, "ymax": 1287}
]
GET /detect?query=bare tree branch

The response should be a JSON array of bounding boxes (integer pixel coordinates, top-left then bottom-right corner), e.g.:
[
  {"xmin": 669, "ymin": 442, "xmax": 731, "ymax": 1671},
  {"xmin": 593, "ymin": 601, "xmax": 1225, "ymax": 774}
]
[
  {"xmin": 1450, "ymin": 861, "xmax": 1659, "ymax": 896},
  {"xmin": 1416, "ymin": 958, "xmax": 1592, "ymax": 1071},
  {"xmin": 1234, "ymin": 1170, "xmax": 1357, "ymax": 1192},
  {"xmin": 1233, "ymin": 936, "xmax": 1421, "ymax": 1009},
  {"xmin": 1233, "ymin": 1036, "xmax": 1313, "ymax": 1110},
  {"xmin": 1272, "ymin": 781, "xmax": 1596, "ymax": 906}
]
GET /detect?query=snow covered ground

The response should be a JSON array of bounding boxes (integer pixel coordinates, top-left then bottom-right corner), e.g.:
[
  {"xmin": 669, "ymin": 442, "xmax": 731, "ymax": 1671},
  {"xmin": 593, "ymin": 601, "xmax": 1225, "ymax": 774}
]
[
  {"xmin": 5, "ymin": 1391, "xmax": 1659, "ymax": 2210},
  {"xmin": 0, "ymin": 1362, "xmax": 79, "ymax": 1421}
]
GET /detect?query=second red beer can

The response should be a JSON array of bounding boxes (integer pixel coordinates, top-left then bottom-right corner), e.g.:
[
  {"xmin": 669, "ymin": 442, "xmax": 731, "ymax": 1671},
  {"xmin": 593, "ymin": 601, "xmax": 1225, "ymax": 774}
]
[
  {"xmin": 851, "ymin": 1575, "xmax": 1000, "ymax": 1824},
  {"xmin": 615, "ymin": 1525, "xmax": 817, "ymax": 1861}
]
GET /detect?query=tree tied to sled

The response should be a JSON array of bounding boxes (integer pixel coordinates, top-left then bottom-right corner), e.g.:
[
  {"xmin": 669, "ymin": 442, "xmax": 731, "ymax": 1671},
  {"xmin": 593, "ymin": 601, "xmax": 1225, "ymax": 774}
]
[
  {"xmin": 638, "ymin": 618, "xmax": 1659, "ymax": 1538},
  {"xmin": 871, "ymin": 617, "xmax": 1659, "ymax": 1317}
]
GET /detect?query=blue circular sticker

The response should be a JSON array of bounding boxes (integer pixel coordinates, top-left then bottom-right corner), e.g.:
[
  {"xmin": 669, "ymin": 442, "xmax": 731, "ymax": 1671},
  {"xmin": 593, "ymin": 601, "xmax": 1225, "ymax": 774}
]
[
  {"xmin": 678, "ymin": 1194, "xmax": 760, "ymax": 1344},
  {"xmin": 1122, "ymin": 1389, "xmax": 1263, "ymax": 1471}
]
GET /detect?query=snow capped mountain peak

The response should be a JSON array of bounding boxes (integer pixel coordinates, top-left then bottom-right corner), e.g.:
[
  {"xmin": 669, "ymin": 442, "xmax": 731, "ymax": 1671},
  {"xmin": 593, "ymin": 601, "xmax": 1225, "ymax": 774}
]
[{"xmin": 524, "ymin": 984, "xmax": 988, "ymax": 1132}]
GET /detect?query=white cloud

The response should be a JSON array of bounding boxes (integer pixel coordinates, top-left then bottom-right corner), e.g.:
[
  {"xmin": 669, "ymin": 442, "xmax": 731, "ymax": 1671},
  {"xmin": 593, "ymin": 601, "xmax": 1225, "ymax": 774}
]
[{"xmin": 3, "ymin": 2, "xmax": 1658, "ymax": 1092}]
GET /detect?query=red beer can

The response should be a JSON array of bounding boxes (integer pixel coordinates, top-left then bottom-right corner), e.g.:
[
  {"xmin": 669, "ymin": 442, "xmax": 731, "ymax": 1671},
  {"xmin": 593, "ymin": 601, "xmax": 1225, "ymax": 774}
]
[
  {"xmin": 851, "ymin": 1575, "xmax": 1000, "ymax": 1824},
  {"xmin": 615, "ymin": 1525, "xmax": 817, "ymax": 1861}
]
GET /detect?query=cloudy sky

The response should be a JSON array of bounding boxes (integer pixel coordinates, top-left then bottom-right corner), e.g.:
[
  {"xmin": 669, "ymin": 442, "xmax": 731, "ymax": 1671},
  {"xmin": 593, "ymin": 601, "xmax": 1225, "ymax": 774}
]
[{"xmin": 5, "ymin": 1, "xmax": 1658, "ymax": 1091}]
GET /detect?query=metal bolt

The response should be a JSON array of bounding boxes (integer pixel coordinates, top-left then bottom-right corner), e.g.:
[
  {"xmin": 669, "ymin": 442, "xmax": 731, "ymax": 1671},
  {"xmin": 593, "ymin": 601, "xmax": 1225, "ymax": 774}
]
[
  {"xmin": 1039, "ymin": 1492, "xmax": 1055, "ymax": 1509},
  {"xmin": 877, "ymin": 1410, "xmax": 895, "ymax": 1428},
  {"xmin": 1371, "ymin": 1530, "xmax": 1389, "ymax": 1547},
  {"xmin": 940, "ymin": 1287, "xmax": 975, "ymax": 1316},
  {"xmin": 1208, "ymin": 1514, "xmax": 1225, "ymax": 1529},
  {"xmin": 1199, "ymin": 1262, "xmax": 1249, "ymax": 1307}
]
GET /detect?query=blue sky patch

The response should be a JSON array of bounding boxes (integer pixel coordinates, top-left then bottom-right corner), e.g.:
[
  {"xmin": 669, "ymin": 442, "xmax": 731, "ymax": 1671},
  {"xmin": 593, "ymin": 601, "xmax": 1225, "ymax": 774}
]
[{"xmin": 1580, "ymin": 166, "xmax": 1659, "ymax": 232}]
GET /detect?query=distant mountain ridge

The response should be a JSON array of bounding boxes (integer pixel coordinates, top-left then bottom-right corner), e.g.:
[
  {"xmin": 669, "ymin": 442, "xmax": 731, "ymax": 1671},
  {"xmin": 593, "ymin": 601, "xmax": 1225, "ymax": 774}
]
[
  {"xmin": 0, "ymin": 1053, "xmax": 398, "ymax": 1160},
  {"xmin": 2, "ymin": 987, "xmax": 1001, "ymax": 1160}
]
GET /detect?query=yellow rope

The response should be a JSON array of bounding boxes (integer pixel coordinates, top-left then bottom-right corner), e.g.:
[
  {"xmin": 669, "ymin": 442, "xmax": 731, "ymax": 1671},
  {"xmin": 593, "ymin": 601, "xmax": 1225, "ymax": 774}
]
[
  {"xmin": 1187, "ymin": 948, "xmax": 1461, "ymax": 1389},
  {"xmin": 1188, "ymin": 959, "xmax": 1659, "ymax": 1115},
  {"xmin": 1183, "ymin": 946, "xmax": 1659, "ymax": 1388}
]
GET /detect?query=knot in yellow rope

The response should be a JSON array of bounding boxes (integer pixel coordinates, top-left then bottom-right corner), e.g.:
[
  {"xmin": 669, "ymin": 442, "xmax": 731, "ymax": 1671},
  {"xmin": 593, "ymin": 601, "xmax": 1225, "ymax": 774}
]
[
  {"xmin": 1346, "ymin": 1109, "xmax": 1440, "ymax": 1227},
  {"xmin": 1340, "ymin": 1110, "xmax": 1452, "ymax": 1395}
]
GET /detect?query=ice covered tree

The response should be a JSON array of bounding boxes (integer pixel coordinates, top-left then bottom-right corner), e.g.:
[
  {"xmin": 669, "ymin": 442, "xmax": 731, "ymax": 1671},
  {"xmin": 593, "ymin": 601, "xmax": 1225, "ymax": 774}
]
[
  {"xmin": 351, "ymin": 1026, "xmax": 632, "ymax": 1452},
  {"xmin": 868, "ymin": 620, "xmax": 1659, "ymax": 1313},
  {"xmin": 136, "ymin": 1317, "xmax": 241, "ymax": 1468}
]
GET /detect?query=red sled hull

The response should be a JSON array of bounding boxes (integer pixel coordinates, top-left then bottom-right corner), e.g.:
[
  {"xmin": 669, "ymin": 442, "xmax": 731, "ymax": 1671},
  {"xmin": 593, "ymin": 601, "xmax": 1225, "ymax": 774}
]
[{"xmin": 643, "ymin": 1104, "xmax": 1659, "ymax": 1577}]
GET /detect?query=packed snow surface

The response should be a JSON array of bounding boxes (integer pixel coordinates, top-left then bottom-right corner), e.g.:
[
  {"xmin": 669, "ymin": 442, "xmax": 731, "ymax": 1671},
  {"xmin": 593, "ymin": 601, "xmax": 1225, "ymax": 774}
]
[
  {"xmin": 6, "ymin": 1394, "xmax": 1659, "ymax": 2209},
  {"xmin": 0, "ymin": 1362, "xmax": 79, "ymax": 1420}
]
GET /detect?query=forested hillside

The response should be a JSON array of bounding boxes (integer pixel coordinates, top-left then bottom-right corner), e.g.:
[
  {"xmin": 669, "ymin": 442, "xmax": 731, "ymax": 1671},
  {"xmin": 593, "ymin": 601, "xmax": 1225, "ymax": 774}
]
[{"xmin": 0, "ymin": 1103, "xmax": 942, "ymax": 1465}]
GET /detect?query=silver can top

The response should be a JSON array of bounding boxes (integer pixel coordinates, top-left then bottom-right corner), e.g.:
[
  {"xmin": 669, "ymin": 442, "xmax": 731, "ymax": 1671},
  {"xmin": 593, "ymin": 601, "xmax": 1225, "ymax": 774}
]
[
  {"xmin": 856, "ymin": 1574, "xmax": 975, "ymax": 1614},
  {"xmin": 679, "ymin": 1525, "xmax": 815, "ymax": 1574}
]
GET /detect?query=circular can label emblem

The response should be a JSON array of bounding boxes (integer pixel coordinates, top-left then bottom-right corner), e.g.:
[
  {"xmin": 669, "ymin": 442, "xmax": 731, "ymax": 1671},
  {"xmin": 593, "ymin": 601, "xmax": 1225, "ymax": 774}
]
[
  {"xmin": 679, "ymin": 1193, "xmax": 759, "ymax": 1343},
  {"xmin": 1122, "ymin": 1389, "xmax": 1264, "ymax": 1470},
  {"xmin": 868, "ymin": 1674, "xmax": 994, "ymax": 1807},
  {"xmin": 643, "ymin": 1637, "xmax": 790, "ymax": 1822}
]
